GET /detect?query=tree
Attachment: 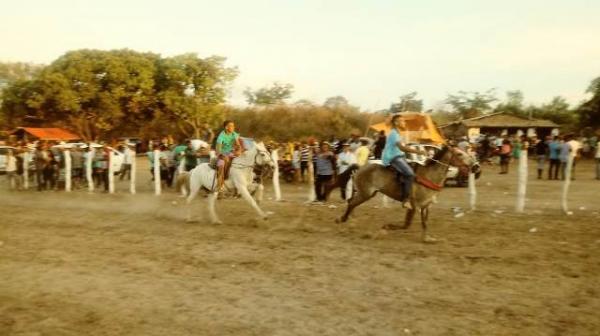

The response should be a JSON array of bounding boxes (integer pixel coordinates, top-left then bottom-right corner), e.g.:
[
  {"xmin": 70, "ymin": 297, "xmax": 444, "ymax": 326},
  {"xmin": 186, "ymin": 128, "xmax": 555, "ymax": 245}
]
[
  {"xmin": 244, "ymin": 82, "xmax": 293, "ymax": 105},
  {"xmin": 494, "ymin": 90, "xmax": 525, "ymax": 117},
  {"xmin": 157, "ymin": 53, "xmax": 238, "ymax": 138},
  {"xmin": 389, "ymin": 91, "xmax": 423, "ymax": 113},
  {"xmin": 0, "ymin": 62, "xmax": 44, "ymax": 127},
  {"xmin": 578, "ymin": 76, "xmax": 600, "ymax": 129},
  {"xmin": 323, "ymin": 95, "xmax": 349, "ymax": 109},
  {"xmin": 446, "ymin": 89, "xmax": 497, "ymax": 119}
]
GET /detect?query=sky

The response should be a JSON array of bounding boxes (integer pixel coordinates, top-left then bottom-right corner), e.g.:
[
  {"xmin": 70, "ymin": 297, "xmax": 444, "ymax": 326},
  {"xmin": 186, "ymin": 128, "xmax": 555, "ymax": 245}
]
[{"xmin": 2, "ymin": 0, "xmax": 599, "ymax": 110}]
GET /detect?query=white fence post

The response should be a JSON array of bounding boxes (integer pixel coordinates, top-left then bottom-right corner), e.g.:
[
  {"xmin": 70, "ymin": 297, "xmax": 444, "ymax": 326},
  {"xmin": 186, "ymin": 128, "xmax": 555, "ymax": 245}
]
[
  {"xmin": 64, "ymin": 149, "xmax": 72, "ymax": 192},
  {"xmin": 130, "ymin": 149, "xmax": 137, "ymax": 194},
  {"xmin": 272, "ymin": 149, "xmax": 282, "ymax": 201},
  {"xmin": 108, "ymin": 150, "xmax": 115, "ymax": 194},
  {"xmin": 154, "ymin": 149, "xmax": 161, "ymax": 196},
  {"xmin": 515, "ymin": 145, "xmax": 528, "ymax": 213},
  {"xmin": 87, "ymin": 147, "xmax": 95, "ymax": 192}
]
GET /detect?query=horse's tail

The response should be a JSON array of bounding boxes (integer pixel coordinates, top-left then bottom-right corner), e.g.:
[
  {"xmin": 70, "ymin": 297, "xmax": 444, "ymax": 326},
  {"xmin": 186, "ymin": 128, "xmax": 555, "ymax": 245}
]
[{"xmin": 175, "ymin": 172, "xmax": 190, "ymax": 196}]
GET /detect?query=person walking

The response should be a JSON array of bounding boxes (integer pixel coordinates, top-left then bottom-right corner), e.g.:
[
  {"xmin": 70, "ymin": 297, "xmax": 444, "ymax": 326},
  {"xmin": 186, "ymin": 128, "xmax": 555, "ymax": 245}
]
[
  {"xmin": 559, "ymin": 135, "xmax": 571, "ymax": 180},
  {"xmin": 567, "ymin": 135, "xmax": 581, "ymax": 180}
]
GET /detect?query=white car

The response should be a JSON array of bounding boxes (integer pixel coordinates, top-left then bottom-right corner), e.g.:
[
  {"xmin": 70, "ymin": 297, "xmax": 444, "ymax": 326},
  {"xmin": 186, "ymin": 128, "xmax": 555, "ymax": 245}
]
[{"xmin": 0, "ymin": 146, "xmax": 16, "ymax": 173}]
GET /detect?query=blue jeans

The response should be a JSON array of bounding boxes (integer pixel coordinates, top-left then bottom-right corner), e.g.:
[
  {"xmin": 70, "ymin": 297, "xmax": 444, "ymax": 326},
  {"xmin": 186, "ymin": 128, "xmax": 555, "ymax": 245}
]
[{"xmin": 390, "ymin": 156, "xmax": 415, "ymax": 200}]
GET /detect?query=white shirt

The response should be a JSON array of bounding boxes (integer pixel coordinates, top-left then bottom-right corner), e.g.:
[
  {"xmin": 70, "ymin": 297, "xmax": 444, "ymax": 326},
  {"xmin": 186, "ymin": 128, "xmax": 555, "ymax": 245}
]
[
  {"xmin": 6, "ymin": 156, "xmax": 17, "ymax": 172},
  {"xmin": 337, "ymin": 151, "xmax": 357, "ymax": 174},
  {"xmin": 567, "ymin": 139, "xmax": 581, "ymax": 158},
  {"xmin": 123, "ymin": 148, "xmax": 134, "ymax": 164}
]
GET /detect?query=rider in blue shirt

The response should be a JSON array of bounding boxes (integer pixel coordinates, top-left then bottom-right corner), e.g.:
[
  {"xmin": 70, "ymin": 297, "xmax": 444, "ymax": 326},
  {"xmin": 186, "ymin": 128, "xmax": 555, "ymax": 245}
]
[{"xmin": 382, "ymin": 114, "xmax": 428, "ymax": 209}]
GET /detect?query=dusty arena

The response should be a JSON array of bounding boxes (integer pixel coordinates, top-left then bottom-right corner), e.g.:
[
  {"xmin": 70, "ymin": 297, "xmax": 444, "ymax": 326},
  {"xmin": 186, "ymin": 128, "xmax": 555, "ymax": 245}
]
[{"xmin": 1, "ymin": 160, "xmax": 599, "ymax": 336}]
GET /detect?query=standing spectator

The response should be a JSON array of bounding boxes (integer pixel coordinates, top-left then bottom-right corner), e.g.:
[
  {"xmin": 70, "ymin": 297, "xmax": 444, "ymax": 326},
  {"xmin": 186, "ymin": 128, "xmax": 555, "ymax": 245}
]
[
  {"xmin": 355, "ymin": 139, "xmax": 370, "ymax": 167},
  {"xmin": 202, "ymin": 123, "xmax": 215, "ymax": 145},
  {"xmin": 314, "ymin": 142, "xmax": 336, "ymax": 202},
  {"xmin": 5, "ymin": 149, "xmax": 18, "ymax": 190},
  {"xmin": 499, "ymin": 139, "xmax": 512, "ymax": 174},
  {"xmin": 373, "ymin": 130, "xmax": 386, "ymax": 159},
  {"xmin": 119, "ymin": 143, "xmax": 134, "ymax": 180},
  {"xmin": 535, "ymin": 136, "xmax": 549, "ymax": 179},
  {"xmin": 337, "ymin": 143, "xmax": 356, "ymax": 200},
  {"xmin": 559, "ymin": 135, "xmax": 571, "ymax": 180},
  {"xmin": 173, "ymin": 140, "xmax": 188, "ymax": 170},
  {"xmin": 595, "ymin": 136, "xmax": 600, "ymax": 180},
  {"xmin": 348, "ymin": 133, "xmax": 361, "ymax": 153},
  {"xmin": 548, "ymin": 136, "xmax": 561, "ymax": 180},
  {"xmin": 166, "ymin": 145, "xmax": 177, "ymax": 187},
  {"xmin": 184, "ymin": 141, "xmax": 198, "ymax": 172},
  {"xmin": 94, "ymin": 145, "xmax": 109, "ymax": 192},
  {"xmin": 567, "ymin": 135, "xmax": 582, "ymax": 180},
  {"xmin": 34, "ymin": 143, "xmax": 50, "ymax": 191},
  {"xmin": 71, "ymin": 146, "xmax": 84, "ymax": 188},
  {"xmin": 292, "ymin": 144, "xmax": 301, "ymax": 181},
  {"xmin": 159, "ymin": 145, "xmax": 170, "ymax": 188},
  {"xmin": 300, "ymin": 142, "xmax": 310, "ymax": 182}
]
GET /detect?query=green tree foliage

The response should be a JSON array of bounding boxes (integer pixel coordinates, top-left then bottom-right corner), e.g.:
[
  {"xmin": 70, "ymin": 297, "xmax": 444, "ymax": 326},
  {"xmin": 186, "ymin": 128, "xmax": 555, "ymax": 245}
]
[
  {"xmin": 0, "ymin": 50, "xmax": 237, "ymax": 140},
  {"xmin": 244, "ymin": 82, "xmax": 293, "ymax": 105},
  {"xmin": 228, "ymin": 100, "xmax": 369, "ymax": 141},
  {"xmin": 156, "ymin": 54, "xmax": 238, "ymax": 138},
  {"xmin": 578, "ymin": 76, "xmax": 600, "ymax": 129},
  {"xmin": 389, "ymin": 92, "xmax": 423, "ymax": 113},
  {"xmin": 446, "ymin": 89, "xmax": 497, "ymax": 119}
]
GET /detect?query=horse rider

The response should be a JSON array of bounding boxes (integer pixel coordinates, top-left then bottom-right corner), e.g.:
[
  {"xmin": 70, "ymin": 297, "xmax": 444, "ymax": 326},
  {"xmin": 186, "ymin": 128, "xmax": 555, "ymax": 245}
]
[
  {"xmin": 215, "ymin": 120, "xmax": 245, "ymax": 191},
  {"xmin": 382, "ymin": 114, "xmax": 428, "ymax": 210}
]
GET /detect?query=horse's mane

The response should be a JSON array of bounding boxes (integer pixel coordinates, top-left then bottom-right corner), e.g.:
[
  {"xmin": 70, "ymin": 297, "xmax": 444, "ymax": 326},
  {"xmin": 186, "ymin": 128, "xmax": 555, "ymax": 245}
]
[{"xmin": 426, "ymin": 145, "xmax": 449, "ymax": 166}]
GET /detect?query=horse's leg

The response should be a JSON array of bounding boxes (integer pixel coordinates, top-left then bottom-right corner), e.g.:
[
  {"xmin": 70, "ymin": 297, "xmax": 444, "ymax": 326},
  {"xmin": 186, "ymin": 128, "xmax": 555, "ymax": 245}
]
[
  {"xmin": 420, "ymin": 206, "xmax": 436, "ymax": 243},
  {"xmin": 337, "ymin": 190, "xmax": 376, "ymax": 223},
  {"xmin": 402, "ymin": 208, "xmax": 416, "ymax": 229},
  {"xmin": 236, "ymin": 180, "xmax": 268, "ymax": 219},
  {"xmin": 207, "ymin": 192, "xmax": 222, "ymax": 224},
  {"xmin": 255, "ymin": 183, "xmax": 264, "ymax": 205},
  {"xmin": 185, "ymin": 188, "xmax": 199, "ymax": 222}
]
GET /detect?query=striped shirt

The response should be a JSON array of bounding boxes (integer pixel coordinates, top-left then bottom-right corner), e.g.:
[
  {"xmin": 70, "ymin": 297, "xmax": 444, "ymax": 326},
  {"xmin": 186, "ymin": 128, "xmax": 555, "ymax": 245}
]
[{"xmin": 300, "ymin": 147, "xmax": 310, "ymax": 162}]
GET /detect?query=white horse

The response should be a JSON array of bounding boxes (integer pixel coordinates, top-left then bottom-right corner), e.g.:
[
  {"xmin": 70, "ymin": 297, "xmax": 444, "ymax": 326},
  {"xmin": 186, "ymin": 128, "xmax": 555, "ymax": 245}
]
[{"xmin": 177, "ymin": 141, "xmax": 275, "ymax": 224}]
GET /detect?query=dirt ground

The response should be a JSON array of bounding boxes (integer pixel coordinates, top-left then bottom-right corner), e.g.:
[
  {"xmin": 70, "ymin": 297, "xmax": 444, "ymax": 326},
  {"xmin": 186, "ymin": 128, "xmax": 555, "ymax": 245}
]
[{"xmin": 1, "ymin": 159, "xmax": 599, "ymax": 336}]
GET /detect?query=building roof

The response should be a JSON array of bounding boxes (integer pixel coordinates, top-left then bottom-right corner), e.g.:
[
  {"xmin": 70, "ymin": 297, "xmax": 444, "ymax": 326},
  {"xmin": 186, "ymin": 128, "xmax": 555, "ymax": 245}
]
[
  {"xmin": 12, "ymin": 127, "xmax": 81, "ymax": 141},
  {"xmin": 440, "ymin": 112, "xmax": 559, "ymax": 128}
]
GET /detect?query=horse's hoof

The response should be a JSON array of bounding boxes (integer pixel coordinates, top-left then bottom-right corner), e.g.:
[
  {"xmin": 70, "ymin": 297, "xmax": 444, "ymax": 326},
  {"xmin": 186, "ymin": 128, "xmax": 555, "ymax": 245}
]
[
  {"xmin": 422, "ymin": 236, "xmax": 438, "ymax": 243},
  {"xmin": 335, "ymin": 217, "xmax": 341, "ymax": 223}
]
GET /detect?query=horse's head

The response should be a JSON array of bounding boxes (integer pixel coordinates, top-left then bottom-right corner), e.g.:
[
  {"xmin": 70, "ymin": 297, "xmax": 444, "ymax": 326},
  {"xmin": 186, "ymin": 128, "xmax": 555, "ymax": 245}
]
[
  {"xmin": 254, "ymin": 141, "xmax": 275, "ymax": 169},
  {"xmin": 447, "ymin": 146, "xmax": 480, "ymax": 176}
]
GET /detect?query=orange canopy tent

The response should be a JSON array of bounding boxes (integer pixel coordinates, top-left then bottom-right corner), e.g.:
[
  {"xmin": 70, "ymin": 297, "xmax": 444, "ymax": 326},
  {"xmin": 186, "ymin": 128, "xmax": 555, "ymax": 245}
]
[{"xmin": 369, "ymin": 112, "xmax": 446, "ymax": 145}]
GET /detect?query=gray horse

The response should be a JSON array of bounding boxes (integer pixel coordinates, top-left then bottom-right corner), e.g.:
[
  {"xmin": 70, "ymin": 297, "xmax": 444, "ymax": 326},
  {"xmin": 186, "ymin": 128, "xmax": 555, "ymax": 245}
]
[{"xmin": 337, "ymin": 145, "xmax": 478, "ymax": 242}]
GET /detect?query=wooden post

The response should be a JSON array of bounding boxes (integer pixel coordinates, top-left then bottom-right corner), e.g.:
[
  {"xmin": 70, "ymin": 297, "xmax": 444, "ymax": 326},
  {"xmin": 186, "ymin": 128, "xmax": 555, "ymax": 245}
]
[
  {"xmin": 108, "ymin": 150, "xmax": 115, "ymax": 194},
  {"xmin": 154, "ymin": 149, "xmax": 161, "ymax": 196},
  {"xmin": 515, "ymin": 142, "xmax": 528, "ymax": 213},
  {"xmin": 87, "ymin": 147, "xmax": 95, "ymax": 192},
  {"xmin": 272, "ymin": 149, "xmax": 282, "ymax": 201},
  {"xmin": 64, "ymin": 149, "xmax": 72, "ymax": 192},
  {"xmin": 307, "ymin": 150, "xmax": 316, "ymax": 202},
  {"xmin": 130, "ymin": 148, "xmax": 136, "ymax": 195},
  {"xmin": 561, "ymin": 155, "xmax": 574, "ymax": 214},
  {"xmin": 468, "ymin": 172, "xmax": 476, "ymax": 211},
  {"xmin": 23, "ymin": 151, "xmax": 29, "ymax": 190}
]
